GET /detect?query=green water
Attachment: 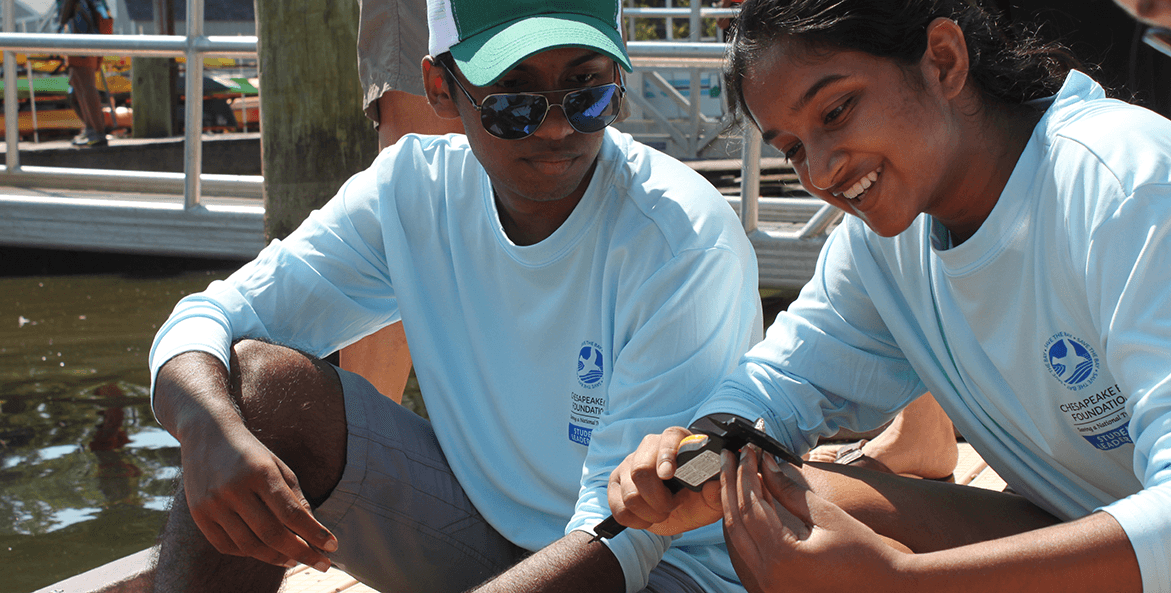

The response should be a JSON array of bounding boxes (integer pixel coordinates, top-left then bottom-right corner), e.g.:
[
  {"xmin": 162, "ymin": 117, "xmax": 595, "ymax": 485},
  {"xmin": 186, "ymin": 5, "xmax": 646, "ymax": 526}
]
[
  {"xmin": 0, "ymin": 248, "xmax": 430, "ymax": 593},
  {"xmin": 1, "ymin": 249, "xmax": 236, "ymax": 593}
]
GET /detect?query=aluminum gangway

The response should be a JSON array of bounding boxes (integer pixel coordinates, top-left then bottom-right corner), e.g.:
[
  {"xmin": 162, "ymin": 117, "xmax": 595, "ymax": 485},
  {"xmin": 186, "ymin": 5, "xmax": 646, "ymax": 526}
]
[
  {"xmin": 0, "ymin": 0, "xmax": 265, "ymax": 260},
  {"xmin": 623, "ymin": 2, "xmax": 841, "ymax": 291},
  {"xmin": 0, "ymin": 0, "xmax": 841, "ymax": 290}
]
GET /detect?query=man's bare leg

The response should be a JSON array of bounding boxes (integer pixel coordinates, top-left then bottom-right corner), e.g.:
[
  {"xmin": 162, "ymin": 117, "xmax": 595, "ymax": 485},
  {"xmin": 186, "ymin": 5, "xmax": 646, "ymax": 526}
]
[
  {"xmin": 152, "ymin": 340, "xmax": 348, "ymax": 592},
  {"xmin": 860, "ymin": 393, "xmax": 957, "ymax": 479}
]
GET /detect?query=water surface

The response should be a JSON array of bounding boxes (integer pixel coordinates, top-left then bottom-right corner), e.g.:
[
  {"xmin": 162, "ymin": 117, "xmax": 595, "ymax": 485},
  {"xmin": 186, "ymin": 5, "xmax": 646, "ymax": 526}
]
[{"xmin": 1, "ymin": 248, "xmax": 237, "ymax": 593}]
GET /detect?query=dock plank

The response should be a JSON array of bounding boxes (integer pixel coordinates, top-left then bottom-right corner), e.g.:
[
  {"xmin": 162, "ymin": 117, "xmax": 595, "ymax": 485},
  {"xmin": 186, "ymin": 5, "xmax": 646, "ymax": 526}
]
[{"xmin": 282, "ymin": 564, "xmax": 378, "ymax": 593}]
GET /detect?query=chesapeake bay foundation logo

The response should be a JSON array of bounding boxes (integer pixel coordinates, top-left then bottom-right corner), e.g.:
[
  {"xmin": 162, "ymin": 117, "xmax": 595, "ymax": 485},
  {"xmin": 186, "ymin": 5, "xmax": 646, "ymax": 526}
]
[
  {"xmin": 569, "ymin": 341, "xmax": 605, "ymax": 446},
  {"xmin": 577, "ymin": 341, "xmax": 604, "ymax": 389},
  {"xmin": 1043, "ymin": 332, "xmax": 1099, "ymax": 391},
  {"xmin": 1060, "ymin": 383, "xmax": 1133, "ymax": 451}
]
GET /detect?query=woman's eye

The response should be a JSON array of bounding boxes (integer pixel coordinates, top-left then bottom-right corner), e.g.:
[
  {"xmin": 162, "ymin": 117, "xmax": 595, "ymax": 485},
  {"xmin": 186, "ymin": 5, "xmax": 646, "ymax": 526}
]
[
  {"xmin": 784, "ymin": 142, "xmax": 803, "ymax": 161},
  {"xmin": 824, "ymin": 96, "xmax": 854, "ymax": 124}
]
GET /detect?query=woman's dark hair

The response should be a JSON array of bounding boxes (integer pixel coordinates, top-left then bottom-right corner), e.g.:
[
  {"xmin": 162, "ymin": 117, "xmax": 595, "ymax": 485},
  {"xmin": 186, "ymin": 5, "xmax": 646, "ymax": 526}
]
[{"xmin": 724, "ymin": 0, "xmax": 1082, "ymax": 124}]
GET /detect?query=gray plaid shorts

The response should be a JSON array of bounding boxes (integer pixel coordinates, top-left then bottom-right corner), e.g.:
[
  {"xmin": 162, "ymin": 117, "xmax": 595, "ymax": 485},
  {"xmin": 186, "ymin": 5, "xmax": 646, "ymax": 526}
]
[{"xmin": 314, "ymin": 365, "xmax": 707, "ymax": 592}]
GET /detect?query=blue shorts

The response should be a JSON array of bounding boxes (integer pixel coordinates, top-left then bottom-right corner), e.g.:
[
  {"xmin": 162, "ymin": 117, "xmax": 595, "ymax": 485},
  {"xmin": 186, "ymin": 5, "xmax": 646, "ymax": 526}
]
[{"xmin": 314, "ymin": 366, "xmax": 705, "ymax": 592}]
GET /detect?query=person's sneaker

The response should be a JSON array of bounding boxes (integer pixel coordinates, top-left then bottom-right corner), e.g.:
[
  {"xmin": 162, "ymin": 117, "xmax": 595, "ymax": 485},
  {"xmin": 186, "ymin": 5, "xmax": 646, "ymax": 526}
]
[{"xmin": 71, "ymin": 129, "xmax": 108, "ymax": 147}]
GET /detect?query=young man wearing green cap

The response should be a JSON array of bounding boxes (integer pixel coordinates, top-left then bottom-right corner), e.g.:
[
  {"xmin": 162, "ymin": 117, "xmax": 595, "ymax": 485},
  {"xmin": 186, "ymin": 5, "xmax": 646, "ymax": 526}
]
[{"xmin": 146, "ymin": 0, "xmax": 761, "ymax": 591}]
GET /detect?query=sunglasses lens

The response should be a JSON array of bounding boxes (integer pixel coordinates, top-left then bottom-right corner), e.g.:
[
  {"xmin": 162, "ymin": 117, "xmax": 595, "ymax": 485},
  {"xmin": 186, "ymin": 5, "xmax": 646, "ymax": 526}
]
[
  {"xmin": 477, "ymin": 84, "xmax": 623, "ymax": 140},
  {"xmin": 565, "ymin": 84, "xmax": 622, "ymax": 133},
  {"xmin": 481, "ymin": 94, "xmax": 548, "ymax": 140}
]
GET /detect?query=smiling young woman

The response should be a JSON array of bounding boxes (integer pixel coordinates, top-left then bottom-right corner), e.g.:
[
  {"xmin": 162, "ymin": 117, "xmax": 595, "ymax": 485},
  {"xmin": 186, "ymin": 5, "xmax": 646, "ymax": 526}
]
[
  {"xmin": 725, "ymin": 1, "xmax": 1074, "ymax": 242},
  {"xmin": 606, "ymin": 1, "xmax": 1171, "ymax": 591}
]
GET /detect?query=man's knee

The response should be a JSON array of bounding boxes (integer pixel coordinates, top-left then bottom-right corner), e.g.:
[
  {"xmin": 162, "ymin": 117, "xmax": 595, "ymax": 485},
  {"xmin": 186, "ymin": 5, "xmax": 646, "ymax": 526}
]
[
  {"xmin": 228, "ymin": 339, "xmax": 347, "ymax": 500},
  {"xmin": 230, "ymin": 339, "xmax": 341, "ymax": 407}
]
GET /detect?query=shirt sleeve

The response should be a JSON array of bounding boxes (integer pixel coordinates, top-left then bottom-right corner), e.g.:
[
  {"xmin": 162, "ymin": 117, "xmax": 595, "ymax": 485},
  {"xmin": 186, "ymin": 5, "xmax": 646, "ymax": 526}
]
[
  {"xmin": 564, "ymin": 244, "xmax": 762, "ymax": 593},
  {"xmin": 148, "ymin": 155, "xmax": 401, "ymax": 412},
  {"xmin": 696, "ymin": 223, "xmax": 927, "ymax": 458},
  {"xmin": 1082, "ymin": 181, "xmax": 1171, "ymax": 593}
]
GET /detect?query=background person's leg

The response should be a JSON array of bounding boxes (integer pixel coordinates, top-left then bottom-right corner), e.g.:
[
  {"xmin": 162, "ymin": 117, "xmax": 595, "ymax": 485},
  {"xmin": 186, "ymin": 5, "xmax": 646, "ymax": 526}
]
[
  {"xmin": 808, "ymin": 393, "xmax": 959, "ymax": 481},
  {"xmin": 338, "ymin": 322, "xmax": 414, "ymax": 402},
  {"xmin": 337, "ymin": 92, "xmax": 464, "ymax": 400},
  {"xmin": 68, "ymin": 63, "xmax": 107, "ymax": 145},
  {"xmin": 375, "ymin": 88, "xmax": 465, "ymax": 149}
]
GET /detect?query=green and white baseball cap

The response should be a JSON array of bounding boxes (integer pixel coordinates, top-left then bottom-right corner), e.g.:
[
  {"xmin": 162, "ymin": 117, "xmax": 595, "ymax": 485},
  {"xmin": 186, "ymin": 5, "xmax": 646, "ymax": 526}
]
[{"xmin": 427, "ymin": 0, "xmax": 633, "ymax": 87}]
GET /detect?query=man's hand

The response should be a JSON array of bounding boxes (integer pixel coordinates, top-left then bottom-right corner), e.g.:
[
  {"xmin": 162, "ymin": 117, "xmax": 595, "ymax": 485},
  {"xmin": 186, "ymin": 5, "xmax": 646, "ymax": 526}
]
[
  {"xmin": 606, "ymin": 427, "xmax": 722, "ymax": 536},
  {"xmin": 180, "ymin": 420, "xmax": 338, "ymax": 571},
  {"xmin": 156, "ymin": 352, "xmax": 338, "ymax": 572},
  {"xmin": 721, "ymin": 447, "xmax": 910, "ymax": 593}
]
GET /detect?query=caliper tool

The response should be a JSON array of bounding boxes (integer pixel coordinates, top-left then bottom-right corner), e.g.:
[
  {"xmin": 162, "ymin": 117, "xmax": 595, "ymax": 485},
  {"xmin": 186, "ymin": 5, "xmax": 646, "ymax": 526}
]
[{"xmin": 590, "ymin": 414, "xmax": 802, "ymax": 542}]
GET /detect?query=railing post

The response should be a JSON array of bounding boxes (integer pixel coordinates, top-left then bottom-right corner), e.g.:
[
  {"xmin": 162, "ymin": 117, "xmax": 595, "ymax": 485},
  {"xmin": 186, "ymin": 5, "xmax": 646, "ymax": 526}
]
[
  {"xmin": 182, "ymin": 0, "xmax": 204, "ymax": 210},
  {"xmin": 4, "ymin": 0, "xmax": 19, "ymax": 172},
  {"xmin": 740, "ymin": 124, "xmax": 761, "ymax": 234},
  {"xmin": 687, "ymin": 0, "xmax": 701, "ymax": 157}
]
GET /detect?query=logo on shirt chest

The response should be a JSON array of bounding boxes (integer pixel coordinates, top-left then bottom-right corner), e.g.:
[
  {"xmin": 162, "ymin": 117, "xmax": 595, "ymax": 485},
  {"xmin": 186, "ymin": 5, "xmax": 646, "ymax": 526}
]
[
  {"xmin": 1045, "ymin": 332, "xmax": 1131, "ymax": 452},
  {"xmin": 569, "ymin": 341, "xmax": 606, "ymax": 447},
  {"xmin": 577, "ymin": 341, "xmax": 604, "ymax": 389},
  {"xmin": 1042, "ymin": 332, "xmax": 1099, "ymax": 391},
  {"xmin": 1058, "ymin": 383, "xmax": 1132, "ymax": 451}
]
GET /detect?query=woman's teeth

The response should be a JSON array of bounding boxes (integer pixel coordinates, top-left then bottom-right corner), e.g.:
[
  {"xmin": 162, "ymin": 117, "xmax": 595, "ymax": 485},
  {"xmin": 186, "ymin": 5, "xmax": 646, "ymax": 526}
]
[{"xmin": 842, "ymin": 170, "xmax": 880, "ymax": 200}]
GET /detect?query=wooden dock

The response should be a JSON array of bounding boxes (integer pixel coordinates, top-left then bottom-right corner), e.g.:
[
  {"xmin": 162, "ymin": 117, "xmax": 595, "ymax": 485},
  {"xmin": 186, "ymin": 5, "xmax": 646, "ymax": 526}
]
[{"xmin": 36, "ymin": 443, "xmax": 1004, "ymax": 593}]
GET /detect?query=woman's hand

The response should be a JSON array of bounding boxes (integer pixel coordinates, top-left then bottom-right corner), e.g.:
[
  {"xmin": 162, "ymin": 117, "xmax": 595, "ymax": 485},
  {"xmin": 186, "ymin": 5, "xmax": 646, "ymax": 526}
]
[
  {"xmin": 606, "ymin": 427, "xmax": 723, "ymax": 536},
  {"xmin": 721, "ymin": 447, "xmax": 911, "ymax": 593}
]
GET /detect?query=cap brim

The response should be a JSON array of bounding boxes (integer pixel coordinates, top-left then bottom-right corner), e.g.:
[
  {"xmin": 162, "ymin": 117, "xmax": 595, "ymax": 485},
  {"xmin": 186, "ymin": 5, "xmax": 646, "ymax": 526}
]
[{"xmin": 450, "ymin": 14, "xmax": 633, "ymax": 87}]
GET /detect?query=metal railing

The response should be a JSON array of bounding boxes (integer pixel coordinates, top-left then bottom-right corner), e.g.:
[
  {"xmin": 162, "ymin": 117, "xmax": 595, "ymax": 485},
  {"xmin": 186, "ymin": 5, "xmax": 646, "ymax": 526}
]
[
  {"xmin": 622, "ymin": 1, "xmax": 732, "ymax": 159},
  {"xmin": 621, "ymin": 3, "xmax": 839, "ymax": 243},
  {"xmin": 0, "ymin": 1, "xmax": 841, "ymax": 287},
  {"xmin": 0, "ymin": 0, "xmax": 261, "ymax": 207}
]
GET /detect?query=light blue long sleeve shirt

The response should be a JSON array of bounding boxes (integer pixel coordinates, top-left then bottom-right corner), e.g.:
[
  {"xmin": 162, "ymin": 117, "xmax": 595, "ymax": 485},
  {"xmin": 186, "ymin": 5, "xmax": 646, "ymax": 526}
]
[
  {"xmin": 699, "ymin": 71, "xmax": 1171, "ymax": 591},
  {"xmin": 150, "ymin": 129, "xmax": 763, "ymax": 593}
]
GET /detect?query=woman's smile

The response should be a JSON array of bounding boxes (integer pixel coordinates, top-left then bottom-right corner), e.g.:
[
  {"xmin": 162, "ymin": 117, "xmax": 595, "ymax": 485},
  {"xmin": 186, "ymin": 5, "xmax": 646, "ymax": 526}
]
[{"xmin": 837, "ymin": 166, "xmax": 882, "ymax": 201}]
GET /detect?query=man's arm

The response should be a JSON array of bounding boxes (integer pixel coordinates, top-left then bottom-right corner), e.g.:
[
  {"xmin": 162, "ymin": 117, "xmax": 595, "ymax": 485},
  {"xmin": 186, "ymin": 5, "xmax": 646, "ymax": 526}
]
[
  {"xmin": 472, "ymin": 531, "xmax": 625, "ymax": 593},
  {"xmin": 153, "ymin": 351, "xmax": 338, "ymax": 571},
  {"xmin": 722, "ymin": 448, "xmax": 1142, "ymax": 593}
]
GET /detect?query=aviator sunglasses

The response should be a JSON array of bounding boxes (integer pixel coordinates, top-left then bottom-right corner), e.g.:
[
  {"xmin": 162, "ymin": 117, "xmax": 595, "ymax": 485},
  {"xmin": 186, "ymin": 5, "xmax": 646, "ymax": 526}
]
[{"xmin": 442, "ymin": 62, "xmax": 626, "ymax": 140}]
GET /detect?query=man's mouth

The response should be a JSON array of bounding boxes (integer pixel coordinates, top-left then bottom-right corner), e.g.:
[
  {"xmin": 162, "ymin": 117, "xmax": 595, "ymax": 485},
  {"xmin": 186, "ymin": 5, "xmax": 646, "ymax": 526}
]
[{"xmin": 525, "ymin": 154, "xmax": 579, "ymax": 174}]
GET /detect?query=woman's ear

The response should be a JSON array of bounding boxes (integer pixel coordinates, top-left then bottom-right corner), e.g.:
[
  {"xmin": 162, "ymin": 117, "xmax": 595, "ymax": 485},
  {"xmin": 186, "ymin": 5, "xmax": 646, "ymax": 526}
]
[
  {"xmin": 422, "ymin": 56, "xmax": 461, "ymax": 120},
  {"xmin": 921, "ymin": 18, "xmax": 970, "ymax": 101}
]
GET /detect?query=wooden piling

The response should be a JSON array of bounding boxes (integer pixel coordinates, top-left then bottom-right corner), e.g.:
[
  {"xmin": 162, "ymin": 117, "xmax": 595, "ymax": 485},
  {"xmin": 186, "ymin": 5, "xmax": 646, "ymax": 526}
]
[
  {"xmin": 130, "ymin": 57, "xmax": 174, "ymax": 138},
  {"xmin": 254, "ymin": 0, "xmax": 378, "ymax": 240}
]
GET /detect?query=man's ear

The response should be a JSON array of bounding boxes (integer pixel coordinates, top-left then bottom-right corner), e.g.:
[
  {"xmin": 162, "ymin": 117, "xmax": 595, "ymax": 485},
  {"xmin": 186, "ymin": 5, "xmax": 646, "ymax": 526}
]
[
  {"xmin": 422, "ymin": 56, "xmax": 461, "ymax": 120},
  {"xmin": 921, "ymin": 18, "xmax": 970, "ymax": 101}
]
